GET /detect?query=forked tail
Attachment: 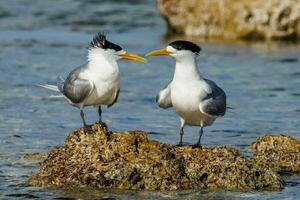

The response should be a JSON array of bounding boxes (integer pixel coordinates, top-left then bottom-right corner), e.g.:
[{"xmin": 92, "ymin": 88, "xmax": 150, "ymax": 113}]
[{"xmin": 37, "ymin": 76, "xmax": 65, "ymax": 97}]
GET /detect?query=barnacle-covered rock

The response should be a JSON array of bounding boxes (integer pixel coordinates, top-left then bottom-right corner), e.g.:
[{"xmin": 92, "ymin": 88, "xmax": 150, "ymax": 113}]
[
  {"xmin": 27, "ymin": 123, "xmax": 282, "ymax": 191},
  {"xmin": 24, "ymin": 153, "xmax": 47, "ymax": 161},
  {"xmin": 157, "ymin": 0, "xmax": 300, "ymax": 40},
  {"xmin": 251, "ymin": 135, "xmax": 300, "ymax": 173}
]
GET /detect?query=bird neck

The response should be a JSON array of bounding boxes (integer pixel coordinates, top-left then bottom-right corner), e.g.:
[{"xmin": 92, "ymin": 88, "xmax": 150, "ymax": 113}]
[
  {"xmin": 173, "ymin": 56, "xmax": 202, "ymax": 81},
  {"xmin": 87, "ymin": 48, "xmax": 119, "ymax": 73}
]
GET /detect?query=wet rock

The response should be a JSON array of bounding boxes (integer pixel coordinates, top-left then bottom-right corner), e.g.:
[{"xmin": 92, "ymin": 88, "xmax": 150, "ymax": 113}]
[
  {"xmin": 23, "ymin": 152, "xmax": 48, "ymax": 166},
  {"xmin": 157, "ymin": 0, "xmax": 300, "ymax": 40},
  {"xmin": 24, "ymin": 153, "xmax": 47, "ymax": 161},
  {"xmin": 27, "ymin": 123, "xmax": 282, "ymax": 191},
  {"xmin": 251, "ymin": 135, "xmax": 300, "ymax": 173}
]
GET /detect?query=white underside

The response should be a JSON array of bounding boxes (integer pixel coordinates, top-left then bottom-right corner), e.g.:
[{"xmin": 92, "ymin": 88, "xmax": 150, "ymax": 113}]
[
  {"xmin": 80, "ymin": 75, "xmax": 119, "ymax": 107},
  {"xmin": 171, "ymin": 80, "xmax": 216, "ymax": 127}
]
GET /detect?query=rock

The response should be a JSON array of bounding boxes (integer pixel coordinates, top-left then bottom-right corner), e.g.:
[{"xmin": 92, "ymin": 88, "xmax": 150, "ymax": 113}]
[
  {"xmin": 251, "ymin": 135, "xmax": 300, "ymax": 174},
  {"xmin": 27, "ymin": 123, "xmax": 282, "ymax": 191},
  {"xmin": 157, "ymin": 0, "xmax": 300, "ymax": 40},
  {"xmin": 24, "ymin": 153, "xmax": 47, "ymax": 161},
  {"xmin": 23, "ymin": 153, "xmax": 48, "ymax": 166}
]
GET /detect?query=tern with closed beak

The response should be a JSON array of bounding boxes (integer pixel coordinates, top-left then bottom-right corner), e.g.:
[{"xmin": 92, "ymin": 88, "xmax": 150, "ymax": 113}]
[
  {"xmin": 39, "ymin": 33, "xmax": 146, "ymax": 131},
  {"xmin": 147, "ymin": 41, "xmax": 226, "ymax": 147}
]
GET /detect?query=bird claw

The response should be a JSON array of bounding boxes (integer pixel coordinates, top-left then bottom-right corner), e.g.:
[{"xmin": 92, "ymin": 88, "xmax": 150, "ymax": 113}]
[
  {"xmin": 83, "ymin": 125, "xmax": 93, "ymax": 133},
  {"xmin": 192, "ymin": 143, "xmax": 202, "ymax": 149},
  {"xmin": 98, "ymin": 121, "xmax": 108, "ymax": 130},
  {"xmin": 175, "ymin": 142, "xmax": 184, "ymax": 147}
]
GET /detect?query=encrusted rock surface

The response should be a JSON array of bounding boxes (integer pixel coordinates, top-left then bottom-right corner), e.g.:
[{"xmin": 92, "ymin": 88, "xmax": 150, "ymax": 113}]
[
  {"xmin": 27, "ymin": 123, "xmax": 282, "ymax": 191},
  {"xmin": 157, "ymin": 0, "xmax": 300, "ymax": 40},
  {"xmin": 24, "ymin": 153, "xmax": 47, "ymax": 161},
  {"xmin": 251, "ymin": 135, "xmax": 300, "ymax": 174}
]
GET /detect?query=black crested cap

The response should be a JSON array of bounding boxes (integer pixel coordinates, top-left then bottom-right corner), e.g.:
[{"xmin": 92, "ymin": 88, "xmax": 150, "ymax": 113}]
[
  {"xmin": 169, "ymin": 40, "xmax": 201, "ymax": 53},
  {"xmin": 90, "ymin": 33, "xmax": 122, "ymax": 52}
]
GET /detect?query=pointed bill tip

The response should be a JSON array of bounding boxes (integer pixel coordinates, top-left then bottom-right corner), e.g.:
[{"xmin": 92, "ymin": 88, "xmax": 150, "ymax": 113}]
[
  {"xmin": 120, "ymin": 52, "xmax": 147, "ymax": 63},
  {"xmin": 146, "ymin": 48, "xmax": 170, "ymax": 57}
]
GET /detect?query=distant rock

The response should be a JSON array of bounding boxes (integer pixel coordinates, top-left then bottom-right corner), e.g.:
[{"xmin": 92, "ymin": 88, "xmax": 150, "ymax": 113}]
[
  {"xmin": 27, "ymin": 123, "xmax": 282, "ymax": 191},
  {"xmin": 157, "ymin": 0, "xmax": 300, "ymax": 40},
  {"xmin": 251, "ymin": 135, "xmax": 300, "ymax": 173}
]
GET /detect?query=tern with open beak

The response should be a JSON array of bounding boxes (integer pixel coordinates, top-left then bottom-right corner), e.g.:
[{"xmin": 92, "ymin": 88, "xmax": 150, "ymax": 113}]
[
  {"xmin": 147, "ymin": 41, "xmax": 226, "ymax": 147},
  {"xmin": 39, "ymin": 33, "xmax": 146, "ymax": 131}
]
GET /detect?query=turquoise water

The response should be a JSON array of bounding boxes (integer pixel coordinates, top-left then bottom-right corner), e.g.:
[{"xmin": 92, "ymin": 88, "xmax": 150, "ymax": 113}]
[{"xmin": 0, "ymin": 0, "xmax": 299, "ymax": 199}]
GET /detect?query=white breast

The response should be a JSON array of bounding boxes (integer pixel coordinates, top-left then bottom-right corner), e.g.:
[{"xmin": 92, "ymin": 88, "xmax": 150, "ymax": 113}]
[
  {"xmin": 171, "ymin": 80, "xmax": 216, "ymax": 126},
  {"xmin": 80, "ymin": 50, "xmax": 120, "ymax": 106}
]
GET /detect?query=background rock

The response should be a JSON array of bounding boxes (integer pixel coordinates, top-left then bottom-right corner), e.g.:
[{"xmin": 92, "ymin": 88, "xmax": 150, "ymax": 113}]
[
  {"xmin": 157, "ymin": 0, "xmax": 300, "ymax": 40},
  {"xmin": 251, "ymin": 135, "xmax": 300, "ymax": 173},
  {"xmin": 27, "ymin": 123, "xmax": 282, "ymax": 191}
]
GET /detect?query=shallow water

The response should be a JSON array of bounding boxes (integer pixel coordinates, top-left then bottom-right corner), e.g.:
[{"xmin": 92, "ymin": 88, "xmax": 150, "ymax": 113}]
[{"xmin": 0, "ymin": 0, "xmax": 299, "ymax": 199}]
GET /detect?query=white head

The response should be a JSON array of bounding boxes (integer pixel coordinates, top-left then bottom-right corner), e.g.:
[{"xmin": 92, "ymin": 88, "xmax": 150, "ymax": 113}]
[
  {"xmin": 88, "ymin": 33, "xmax": 146, "ymax": 64},
  {"xmin": 146, "ymin": 40, "xmax": 201, "ymax": 63}
]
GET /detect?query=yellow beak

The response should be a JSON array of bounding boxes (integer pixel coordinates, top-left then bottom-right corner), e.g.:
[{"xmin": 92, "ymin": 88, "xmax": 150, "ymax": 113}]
[
  {"xmin": 119, "ymin": 52, "xmax": 147, "ymax": 63},
  {"xmin": 146, "ymin": 48, "xmax": 170, "ymax": 57}
]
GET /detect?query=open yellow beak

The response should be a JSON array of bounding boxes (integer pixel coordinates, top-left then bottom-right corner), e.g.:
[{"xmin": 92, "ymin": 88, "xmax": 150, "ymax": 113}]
[
  {"xmin": 146, "ymin": 48, "xmax": 170, "ymax": 57},
  {"xmin": 119, "ymin": 52, "xmax": 147, "ymax": 63}
]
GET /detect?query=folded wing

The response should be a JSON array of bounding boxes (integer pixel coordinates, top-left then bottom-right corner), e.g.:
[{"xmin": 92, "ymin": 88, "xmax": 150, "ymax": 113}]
[
  {"xmin": 156, "ymin": 83, "xmax": 172, "ymax": 109},
  {"xmin": 200, "ymin": 79, "xmax": 226, "ymax": 117},
  {"xmin": 63, "ymin": 64, "xmax": 94, "ymax": 104}
]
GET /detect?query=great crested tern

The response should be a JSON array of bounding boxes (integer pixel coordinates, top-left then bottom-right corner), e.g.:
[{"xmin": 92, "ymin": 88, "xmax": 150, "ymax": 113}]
[
  {"xmin": 39, "ymin": 33, "xmax": 146, "ymax": 131},
  {"xmin": 147, "ymin": 41, "xmax": 226, "ymax": 147}
]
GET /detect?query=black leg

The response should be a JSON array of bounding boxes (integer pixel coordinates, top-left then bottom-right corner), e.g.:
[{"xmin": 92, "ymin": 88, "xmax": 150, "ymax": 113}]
[
  {"xmin": 97, "ymin": 105, "xmax": 108, "ymax": 130},
  {"xmin": 80, "ymin": 109, "xmax": 87, "ymax": 126},
  {"xmin": 98, "ymin": 106, "xmax": 102, "ymax": 122},
  {"xmin": 194, "ymin": 126, "xmax": 204, "ymax": 147},
  {"xmin": 176, "ymin": 119, "xmax": 185, "ymax": 146},
  {"xmin": 176, "ymin": 127, "xmax": 184, "ymax": 147},
  {"xmin": 178, "ymin": 127, "xmax": 184, "ymax": 146},
  {"xmin": 80, "ymin": 109, "xmax": 91, "ymax": 132}
]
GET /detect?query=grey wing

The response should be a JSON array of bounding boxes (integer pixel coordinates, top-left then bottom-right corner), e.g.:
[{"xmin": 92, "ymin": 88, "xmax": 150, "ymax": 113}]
[
  {"xmin": 156, "ymin": 83, "xmax": 172, "ymax": 109},
  {"xmin": 63, "ymin": 64, "xmax": 93, "ymax": 104},
  {"xmin": 200, "ymin": 79, "xmax": 226, "ymax": 117},
  {"xmin": 108, "ymin": 88, "xmax": 120, "ymax": 108},
  {"xmin": 56, "ymin": 75, "xmax": 65, "ymax": 94}
]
